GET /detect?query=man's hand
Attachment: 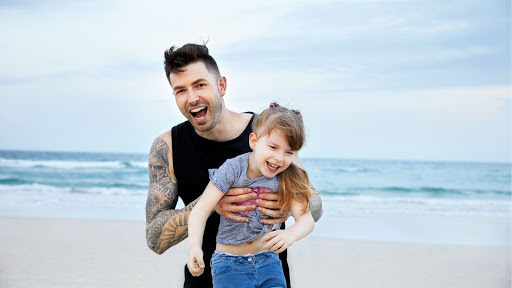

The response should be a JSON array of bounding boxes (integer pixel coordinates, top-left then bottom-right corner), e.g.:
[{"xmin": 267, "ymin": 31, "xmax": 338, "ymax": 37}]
[
  {"xmin": 215, "ymin": 188, "xmax": 257, "ymax": 222},
  {"xmin": 256, "ymin": 192, "xmax": 290, "ymax": 225}
]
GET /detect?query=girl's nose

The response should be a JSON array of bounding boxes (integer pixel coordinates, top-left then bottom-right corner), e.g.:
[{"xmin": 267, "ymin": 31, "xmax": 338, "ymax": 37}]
[{"xmin": 274, "ymin": 153, "xmax": 284, "ymax": 164}]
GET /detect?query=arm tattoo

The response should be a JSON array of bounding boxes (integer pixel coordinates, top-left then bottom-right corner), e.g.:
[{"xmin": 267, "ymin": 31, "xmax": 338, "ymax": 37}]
[
  {"xmin": 310, "ymin": 192, "xmax": 323, "ymax": 222},
  {"xmin": 145, "ymin": 138, "xmax": 199, "ymax": 254}
]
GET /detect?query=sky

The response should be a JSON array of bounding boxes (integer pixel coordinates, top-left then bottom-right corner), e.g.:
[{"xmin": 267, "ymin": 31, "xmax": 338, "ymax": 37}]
[{"xmin": 0, "ymin": 0, "xmax": 510, "ymax": 163}]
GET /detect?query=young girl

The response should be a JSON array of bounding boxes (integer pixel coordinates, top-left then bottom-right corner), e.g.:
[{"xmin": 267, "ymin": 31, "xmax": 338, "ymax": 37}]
[{"xmin": 187, "ymin": 103, "xmax": 315, "ymax": 288}]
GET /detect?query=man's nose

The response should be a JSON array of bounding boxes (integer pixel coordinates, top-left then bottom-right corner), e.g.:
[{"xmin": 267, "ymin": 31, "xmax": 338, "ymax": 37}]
[{"xmin": 188, "ymin": 90, "xmax": 200, "ymax": 105}]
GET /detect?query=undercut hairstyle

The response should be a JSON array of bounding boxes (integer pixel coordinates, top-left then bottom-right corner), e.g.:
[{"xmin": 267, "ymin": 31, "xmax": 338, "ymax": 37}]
[
  {"xmin": 164, "ymin": 43, "xmax": 221, "ymax": 84},
  {"xmin": 252, "ymin": 103, "xmax": 316, "ymax": 215}
]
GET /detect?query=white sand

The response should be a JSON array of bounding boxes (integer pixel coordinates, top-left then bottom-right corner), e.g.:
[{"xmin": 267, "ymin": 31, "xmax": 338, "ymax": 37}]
[{"xmin": 1, "ymin": 217, "xmax": 510, "ymax": 288}]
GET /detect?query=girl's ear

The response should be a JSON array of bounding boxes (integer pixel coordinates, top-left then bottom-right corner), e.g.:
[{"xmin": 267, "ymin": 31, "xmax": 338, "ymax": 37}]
[{"xmin": 249, "ymin": 132, "xmax": 257, "ymax": 151}]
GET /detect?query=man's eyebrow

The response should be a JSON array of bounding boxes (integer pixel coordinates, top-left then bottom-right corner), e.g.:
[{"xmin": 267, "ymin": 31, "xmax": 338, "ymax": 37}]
[
  {"xmin": 173, "ymin": 79, "xmax": 208, "ymax": 91},
  {"xmin": 172, "ymin": 84, "xmax": 185, "ymax": 91},
  {"xmin": 191, "ymin": 78, "xmax": 208, "ymax": 85}
]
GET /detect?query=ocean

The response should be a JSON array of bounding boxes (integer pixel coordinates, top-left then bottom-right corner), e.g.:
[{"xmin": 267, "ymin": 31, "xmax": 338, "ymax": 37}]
[{"xmin": 1, "ymin": 150, "xmax": 510, "ymax": 246}]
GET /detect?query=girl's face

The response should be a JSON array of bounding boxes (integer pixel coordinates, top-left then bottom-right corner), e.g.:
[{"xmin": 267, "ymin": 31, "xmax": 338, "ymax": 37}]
[{"xmin": 249, "ymin": 129, "xmax": 297, "ymax": 178}]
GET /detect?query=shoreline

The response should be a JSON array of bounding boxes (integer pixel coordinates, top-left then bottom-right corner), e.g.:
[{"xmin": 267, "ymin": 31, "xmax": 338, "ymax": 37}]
[
  {"xmin": 3, "ymin": 207, "xmax": 510, "ymax": 246},
  {"xmin": 1, "ymin": 216, "xmax": 510, "ymax": 287}
]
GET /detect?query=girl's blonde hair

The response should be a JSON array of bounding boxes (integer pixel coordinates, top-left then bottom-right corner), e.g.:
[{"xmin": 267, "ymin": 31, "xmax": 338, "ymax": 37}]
[{"xmin": 252, "ymin": 103, "xmax": 315, "ymax": 215}]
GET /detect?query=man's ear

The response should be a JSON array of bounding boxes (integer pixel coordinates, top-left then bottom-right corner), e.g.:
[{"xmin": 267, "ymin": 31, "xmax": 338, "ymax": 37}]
[
  {"xmin": 218, "ymin": 76, "xmax": 227, "ymax": 97},
  {"xmin": 249, "ymin": 132, "xmax": 257, "ymax": 151}
]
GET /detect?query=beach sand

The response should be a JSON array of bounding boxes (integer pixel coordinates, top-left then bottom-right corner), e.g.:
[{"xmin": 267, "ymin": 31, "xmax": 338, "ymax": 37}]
[{"xmin": 1, "ymin": 216, "xmax": 510, "ymax": 288}]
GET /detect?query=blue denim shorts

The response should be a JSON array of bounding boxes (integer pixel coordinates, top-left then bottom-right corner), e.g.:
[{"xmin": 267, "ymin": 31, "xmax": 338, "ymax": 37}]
[{"xmin": 210, "ymin": 251, "xmax": 286, "ymax": 288}]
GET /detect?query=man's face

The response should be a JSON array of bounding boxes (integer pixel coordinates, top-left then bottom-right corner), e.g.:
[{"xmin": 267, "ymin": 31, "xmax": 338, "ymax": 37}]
[{"xmin": 170, "ymin": 61, "xmax": 225, "ymax": 133}]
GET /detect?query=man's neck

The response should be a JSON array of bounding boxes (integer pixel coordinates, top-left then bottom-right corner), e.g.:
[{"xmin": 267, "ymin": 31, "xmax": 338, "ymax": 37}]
[{"xmin": 195, "ymin": 109, "xmax": 252, "ymax": 142}]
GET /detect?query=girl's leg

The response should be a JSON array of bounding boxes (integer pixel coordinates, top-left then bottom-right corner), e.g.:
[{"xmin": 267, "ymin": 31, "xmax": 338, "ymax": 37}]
[
  {"xmin": 255, "ymin": 252, "xmax": 287, "ymax": 288},
  {"xmin": 210, "ymin": 253, "xmax": 257, "ymax": 288}
]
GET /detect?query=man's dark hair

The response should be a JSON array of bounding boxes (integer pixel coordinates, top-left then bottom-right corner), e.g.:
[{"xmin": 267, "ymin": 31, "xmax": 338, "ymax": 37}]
[{"xmin": 164, "ymin": 43, "xmax": 221, "ymax": 84}]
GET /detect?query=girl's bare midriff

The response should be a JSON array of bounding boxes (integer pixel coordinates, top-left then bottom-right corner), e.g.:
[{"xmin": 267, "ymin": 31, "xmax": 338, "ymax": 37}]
[{"xmin": 215, "ymin": 229, "xmax": 272, "ymax": 255}]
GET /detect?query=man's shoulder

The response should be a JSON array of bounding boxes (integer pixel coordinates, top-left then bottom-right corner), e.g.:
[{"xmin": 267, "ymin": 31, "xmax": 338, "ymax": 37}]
[
  {"xmin": 170, "ymin": 120, "xmax": 195, "ymax": 141},
  {"xmin": 239, "ymin": 112, "xmax": 255, "ymax": 123},
  {"xmin": 149, "ymin": 130, "xmax": 173, "ymax": 162},
  {"xmin": 227, "ymin": 112, "xmax": 254, "ymax": 140},
  {"xmin": 154, "ymin": 130, "xmax": 172, "ymax": 147},
  {"xmin": 149, "ymin": 130, "xmax": 177, "ymax": 181},
  {"xmin": 171, "ymin": 119, "xmax": 191, "ymax": 130},
  {"xmin": 156, "ymin": 120, "xmax": 191, "ymax": 146}
]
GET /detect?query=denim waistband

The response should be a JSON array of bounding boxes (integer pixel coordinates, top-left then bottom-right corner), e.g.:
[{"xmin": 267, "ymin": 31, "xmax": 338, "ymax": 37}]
[{"xmin": 213, "ymin": 251, "xmax": 277, "ymax": 260}]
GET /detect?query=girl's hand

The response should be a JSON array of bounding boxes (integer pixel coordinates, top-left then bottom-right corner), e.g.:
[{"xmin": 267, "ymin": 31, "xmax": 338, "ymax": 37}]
[
  {"xmin": 262, "ymin": 230, "xmax": 296, "ymax": 254},
  {"xmin": 187, "ymin": 247, "xmax": 205, "ymax": 277}
]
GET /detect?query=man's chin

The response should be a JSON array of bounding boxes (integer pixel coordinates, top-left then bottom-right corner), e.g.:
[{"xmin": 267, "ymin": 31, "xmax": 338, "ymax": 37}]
[
  {"xmin": 188, "ymin": 114, "xmax": 208, "ymax": 126},
  {"xmin": 190, "ymin": 120, "xmax": 214, "ymax": 133}
]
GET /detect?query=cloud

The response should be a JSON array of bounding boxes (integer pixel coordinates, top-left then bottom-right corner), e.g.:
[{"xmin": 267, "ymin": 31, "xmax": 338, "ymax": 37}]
[
  {"xmin": 298, "ymin": 85, "xmax": 511, "ymax": 162},
  {"xmin": 0, "ymin": 0, "xmax": 301, "ymax": 78},
  {"xmin": 0, "ymin": 0, "xmax": 509, "ymax": 162}
]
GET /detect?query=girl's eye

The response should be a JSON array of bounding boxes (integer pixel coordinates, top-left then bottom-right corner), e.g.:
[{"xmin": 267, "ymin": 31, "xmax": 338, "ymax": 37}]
[
  {"xmin": 287, "ymin": 152, "xmax": 295, "ymax": 156},
  {"xmin": 269, "ymin": 145, "xmax": 277, "ymax": 149}
]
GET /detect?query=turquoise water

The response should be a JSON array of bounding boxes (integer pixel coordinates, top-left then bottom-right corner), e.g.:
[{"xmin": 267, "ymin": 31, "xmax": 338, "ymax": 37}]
[
  {"xmin": 305, "ymin": 158, "xmax": 511, "ymax": 216},
  {"xmin": 1, "ymin": 150, "xmax": 510, "ymax": 245}
]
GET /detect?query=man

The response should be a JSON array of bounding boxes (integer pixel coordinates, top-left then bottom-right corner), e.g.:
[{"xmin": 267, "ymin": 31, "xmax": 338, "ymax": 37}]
[{"xmin": 145, "ymin": 43, "xmax": 323, "ymax": 288}]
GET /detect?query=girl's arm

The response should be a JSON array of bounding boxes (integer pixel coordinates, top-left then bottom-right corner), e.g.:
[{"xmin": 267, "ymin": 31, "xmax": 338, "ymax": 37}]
[
  {"xmin": 187, "ymin": 182, "xmax": 225, "ymax": 277},
  {"xmin": 262, "ymin": 199, "xmax": 314, "ymax": 254}
]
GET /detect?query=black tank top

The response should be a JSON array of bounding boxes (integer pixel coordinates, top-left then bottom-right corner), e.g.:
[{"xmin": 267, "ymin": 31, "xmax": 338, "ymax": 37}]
[{"xmin": 171, "ymin": 113, "xmax": 291, "ymax": 288}]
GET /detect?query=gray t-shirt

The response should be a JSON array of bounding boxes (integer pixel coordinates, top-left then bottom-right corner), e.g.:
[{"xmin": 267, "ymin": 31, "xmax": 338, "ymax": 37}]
[{"xmin": 209, "ymin": 152, "xmax": 281, "ymax": 245}]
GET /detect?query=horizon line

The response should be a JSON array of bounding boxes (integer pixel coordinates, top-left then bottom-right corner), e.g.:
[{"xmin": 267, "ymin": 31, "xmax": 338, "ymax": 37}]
[{"xmin": 0, "ymin": 148, "xmax": 510, "ymax": 165}]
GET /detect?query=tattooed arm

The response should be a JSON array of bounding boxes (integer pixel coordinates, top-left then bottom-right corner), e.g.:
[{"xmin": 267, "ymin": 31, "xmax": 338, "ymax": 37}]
[
  {"xmin": 310, "ymin": 193, "xmax": 323, "ymax": 222},
  {"xmin": 145, "ymin": 134, "xmax": 198, "ymax": 254}
]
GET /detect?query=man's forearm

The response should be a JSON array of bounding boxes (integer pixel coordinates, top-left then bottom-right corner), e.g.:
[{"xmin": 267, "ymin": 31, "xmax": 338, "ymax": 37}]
[{"xmin": 146, "ymin": 197, "xmax": 199, "ymax": 254}]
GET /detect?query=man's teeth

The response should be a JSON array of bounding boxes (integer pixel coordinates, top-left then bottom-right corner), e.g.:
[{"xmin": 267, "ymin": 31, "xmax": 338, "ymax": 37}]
[{"xmin": 191, "ymin": 107, "xmax": 206, "ymax": 113}]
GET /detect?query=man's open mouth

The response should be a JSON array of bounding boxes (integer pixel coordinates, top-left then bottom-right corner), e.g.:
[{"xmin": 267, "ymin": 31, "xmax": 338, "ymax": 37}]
[{"xmin": 190, "ymin": 106, "xmax": 208, "ymax": 119}]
